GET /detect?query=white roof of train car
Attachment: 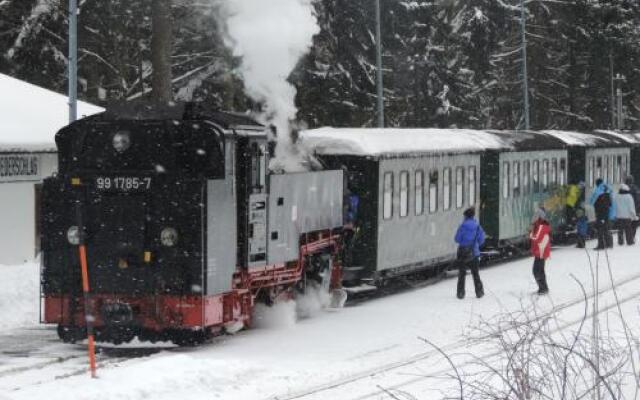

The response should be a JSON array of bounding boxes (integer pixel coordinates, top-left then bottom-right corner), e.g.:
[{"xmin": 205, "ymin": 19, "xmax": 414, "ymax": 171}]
[
  {"xmin": 300, "ymin": 128, "xmax": 511, "ymax": 157},
  {"xmin": 0, "ymin": 73, "xmax": 104, "ymax": 153}
]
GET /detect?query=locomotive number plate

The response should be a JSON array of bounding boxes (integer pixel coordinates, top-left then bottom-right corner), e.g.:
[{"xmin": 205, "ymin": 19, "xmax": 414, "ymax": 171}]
[{"xmin": 95, "ymin": 176, "xmax": 152, "ymax": 192}]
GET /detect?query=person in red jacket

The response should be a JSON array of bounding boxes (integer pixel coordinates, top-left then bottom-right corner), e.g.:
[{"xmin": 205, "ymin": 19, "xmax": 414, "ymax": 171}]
[{"xmin": 530, "ymin": 208, "xmax": 551, "ymax": 295}]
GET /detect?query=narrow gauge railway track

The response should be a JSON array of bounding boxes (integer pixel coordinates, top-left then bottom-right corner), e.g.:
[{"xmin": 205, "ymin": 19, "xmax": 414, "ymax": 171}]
[
  {"xmin": 269, "ymin": 268, "xmax": 640, "ymax": 400},
  {"xmin": 355, "ymin": 285, "xmax": 640, "ymax": 400}
]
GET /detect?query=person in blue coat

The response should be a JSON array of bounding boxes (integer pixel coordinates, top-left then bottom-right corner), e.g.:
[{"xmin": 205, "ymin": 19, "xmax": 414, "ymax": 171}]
[
  {"xmin": 454, "ymin": 207, "xmax": 485, "ymax": 299},
  {"xmin": 589, "ymin": 178, "xmax": 616, "ymax": 249}
]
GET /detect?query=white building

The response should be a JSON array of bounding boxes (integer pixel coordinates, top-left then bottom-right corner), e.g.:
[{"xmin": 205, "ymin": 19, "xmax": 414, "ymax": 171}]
[{"xmin": 0, "ymin": 73, "xmax": 103, "ymax": 265}]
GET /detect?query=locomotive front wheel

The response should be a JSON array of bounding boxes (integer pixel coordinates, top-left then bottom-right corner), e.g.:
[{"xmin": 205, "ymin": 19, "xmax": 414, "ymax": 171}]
[{"xmin": 56, "ymin": 324, "xmax": 86, "ymax": 343}]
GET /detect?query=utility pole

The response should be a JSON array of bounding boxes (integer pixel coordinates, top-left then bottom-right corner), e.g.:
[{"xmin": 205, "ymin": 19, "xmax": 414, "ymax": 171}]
[
  {"xmin": 68, "ymin": 0, "xmax": 78, "ymax": 123},
  {"xmin": 151, "ymin": 0, "xmax": 173, "ymax": 102},
  {"xmin": 374, "ymin": 0, "xmax": 384, "ymax": 128},
  {"xmin": 520, "ymin": 0, "xmax": 530, "ymax": 131}
]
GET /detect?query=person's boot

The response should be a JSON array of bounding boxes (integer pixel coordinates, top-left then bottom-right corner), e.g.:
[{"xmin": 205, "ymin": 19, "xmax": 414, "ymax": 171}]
[{"xmin": 457, "ymin": 291, "xmax": 465, "ymax": 299}]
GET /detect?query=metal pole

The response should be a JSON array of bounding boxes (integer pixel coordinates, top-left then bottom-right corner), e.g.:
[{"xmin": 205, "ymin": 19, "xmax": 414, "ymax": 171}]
[
  {"xmin": 374, "ymin": 0, "xmax": 384, "ymax": 128},
  {"xmin": 609, "ymin": 53, "xmax": 615, "ymax": 129},
  {"xmin": 617, "ymin": 86, "xmax": 623, "ymax": 131},
  {"xmin": 520, "ymin": 0, "xmax": 530, "ymax": 131},
  {"xmin": 68, "ymin": 0, "xmax": 78, "ymax": 123}
]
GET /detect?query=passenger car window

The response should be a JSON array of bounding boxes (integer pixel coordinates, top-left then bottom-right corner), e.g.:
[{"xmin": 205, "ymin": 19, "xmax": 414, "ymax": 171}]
[
  {"xmin": 400, "ymin": 171, "xmax": 409, "ymax": 218},
  {"xmin": 503, "ymin": 162, "xmax": 510, "ymax": 199},
  {"xmin": 589, "ymin": 157, "xmax": 595, "ymax": 187},
  {"xmin": 468, "ymin": 166, "xmax": 476, "ymax": 206},
  {"xmin": 383, "ymin": 172, "xmax": 393, "ymax": 220},
  {"xmin": 429, "ymin": 170, "xmax": 439, "ymax": 214},
  {"xmin": 559, "ymin": 158, "xmax": 566, "ymax": 186},
  {"xmin": 443, "ymin": 168, "xmax": 452, "ymax": 210},
  {"xmin": 456, "ymin": 167, "xmax": 464, "ymax": 208},
  {"xmin": 533, "ymin": 160, "xmax": 540, "ymax": 193},
  {"xmin": 551, "ymin": 158, "xmax": 558, "ymax": 185},
  {"xmin": 542, "ymin": 159, "xmax": 549, "ymax": 191},
  {"xmin": 596, "ymin": 157, "xmax": 602, "ymax": 182},
  {"xmin": 615, "ymin": 155, "xmax": 622, "ymax": 183},
  {"xmin": 415, "ymin": 170, "xmax": 424, "ymax": 216},
  {"xmin": 523, "ymin": 160, "xmax": 530, "ymax": 194},
  {"xmin": 513, "ymin": 161, "xmax": 520, "ymax": 197}
]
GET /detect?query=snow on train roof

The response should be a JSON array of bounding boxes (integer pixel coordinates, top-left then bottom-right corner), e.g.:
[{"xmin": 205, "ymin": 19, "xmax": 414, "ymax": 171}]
[
  {"xmin": 300, "ymin": 128, "xmax": 509, "ymax": 157},
  {"xmin": 543, "ymin": 130, "xmax": 637, "ymax": 146},
  {"xmin": 300, "ymin": 128, "xmax": 568, "ymax": 157},
  {"xmin": 0, "ymin": 73, "xmax": 103, "ymax": 152}
]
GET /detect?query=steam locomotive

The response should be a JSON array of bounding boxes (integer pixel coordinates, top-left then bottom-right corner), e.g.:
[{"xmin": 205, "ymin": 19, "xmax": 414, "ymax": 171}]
[{"xmin": 41, "ymin": 103, "xmax": 345, "ymax": 345}]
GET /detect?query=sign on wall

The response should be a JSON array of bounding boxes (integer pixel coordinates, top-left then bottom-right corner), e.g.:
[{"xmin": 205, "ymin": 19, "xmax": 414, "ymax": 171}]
[{"xmin": 0, "ymin": 154, "xmax": 40, "ymax": 183}]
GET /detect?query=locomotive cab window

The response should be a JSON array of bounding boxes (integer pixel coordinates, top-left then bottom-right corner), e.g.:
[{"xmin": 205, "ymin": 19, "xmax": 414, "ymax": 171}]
[
  {"xmin": 400, "ymin": 171, "xmax": 409, "ymax": 218},
  {"xmin": 429, "ymin": 170, "xmax": 439, "ymax": 214},
  {"xmin": 415, "ymin": 170, "xmax": 424, "ymax": 216},
  {"xmin": 468, "ymin": 166, "xmax": 476, "ymax": 206},
  {"xmin": 502, "ymin": 162, "xmax": 510, "ymax": 199},
  {"xmin": 250, "ymin": 142, "xmax": 267, "ymax": 192},
  {"xmin": 455, "ymin": 167, "xmax": 464, "ymax": 208},
  {"xmin": 443, "ymin": 168, "xmax": 452, "ymax": 210},
  {"xmin": 383, "ymin": 172, "xmax": 393, "ymax": 220}
]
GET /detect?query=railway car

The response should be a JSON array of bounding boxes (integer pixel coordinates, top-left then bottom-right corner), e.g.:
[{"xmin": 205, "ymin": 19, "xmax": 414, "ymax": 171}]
[
  {"xmin": 543, "ymin": 130, "xmax": 638, "ymax": 220},
  {"xmin": 41, "ymin": 102, "xmax": 345, "ymax": 345}
]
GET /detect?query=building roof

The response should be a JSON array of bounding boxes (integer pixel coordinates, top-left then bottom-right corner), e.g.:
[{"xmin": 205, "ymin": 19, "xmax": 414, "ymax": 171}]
[
  {"xmin": 0, "ymin": 73, "xmax": 104, "ymax": 153},
  {"xmin": 543, "ymin": 130, "xmax": 638, "ymax": 147},
  {"xmin": 300, "ymin": 128, "xmax": 569, "ymax": 158}
]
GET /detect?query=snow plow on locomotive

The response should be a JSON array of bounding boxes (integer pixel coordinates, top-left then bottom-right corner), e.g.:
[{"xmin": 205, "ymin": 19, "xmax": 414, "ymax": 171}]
[{"xmin": 41, "ymin": 103, "xmax": 345, "ymax": 345}]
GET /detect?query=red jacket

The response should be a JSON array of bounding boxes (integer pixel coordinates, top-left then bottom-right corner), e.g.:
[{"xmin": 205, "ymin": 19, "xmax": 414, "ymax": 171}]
[{"xmin": 530, "ymin": 220, "xmax": 551, "ymax": 259}]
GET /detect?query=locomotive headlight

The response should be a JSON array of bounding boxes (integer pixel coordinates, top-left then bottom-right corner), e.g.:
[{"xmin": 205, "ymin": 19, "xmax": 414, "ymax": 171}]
[
  {"xmin": 160, "ymin": 227, "xmax": 178, "ymax": 247},
  {"xmin": 67, "ymin": 226, "xmax": 80, "ymax": 245},
  {"xmin": 112, "ymin": 131, "xmax": 131, "ymax": 153}
]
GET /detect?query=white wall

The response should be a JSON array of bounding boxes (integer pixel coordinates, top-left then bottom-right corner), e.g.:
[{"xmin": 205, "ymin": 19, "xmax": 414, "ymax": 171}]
[{"xmin": 0, "ymin": 152, "xmax": 57, "ymax": 265}]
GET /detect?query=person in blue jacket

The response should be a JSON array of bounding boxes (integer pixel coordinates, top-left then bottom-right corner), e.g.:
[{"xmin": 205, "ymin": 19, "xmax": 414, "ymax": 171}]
[
  {"xmin": 454, "ymin": 207, "xmax": 485, "ymax": 299},
  {"xmin": 589, "ymin": 178, "xmax": 616, "ymax": 249}
]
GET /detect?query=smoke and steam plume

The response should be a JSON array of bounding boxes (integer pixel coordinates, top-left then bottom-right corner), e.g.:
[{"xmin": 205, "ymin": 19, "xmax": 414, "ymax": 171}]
[{"xmin": 220, "ymin": 0, "xmax": 319, "ymax": 171}]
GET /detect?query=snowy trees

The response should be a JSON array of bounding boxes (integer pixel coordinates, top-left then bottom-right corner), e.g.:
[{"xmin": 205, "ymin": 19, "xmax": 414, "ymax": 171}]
[{"xmin": 1, "ymin": 0, "xmax": 639, "ymax": 130}]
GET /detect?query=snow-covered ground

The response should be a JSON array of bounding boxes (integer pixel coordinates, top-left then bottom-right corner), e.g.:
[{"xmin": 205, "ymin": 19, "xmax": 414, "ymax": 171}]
[{"xmin": 1, "ymin": 241, "xmax": 639, "ymax": 400}]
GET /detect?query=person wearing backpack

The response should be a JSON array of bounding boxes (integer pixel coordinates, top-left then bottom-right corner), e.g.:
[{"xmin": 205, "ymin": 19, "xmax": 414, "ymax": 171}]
[
  {"xmin": 454, "ymin": 207, "xmax": 485, "ymax": 299},
  {"xmin": 590, "ymin": 178, "xmax": 616, "ymax": 250},
  {"xmin": 530, "ymin": 208, "xmax": 551, "ymax": 294}
]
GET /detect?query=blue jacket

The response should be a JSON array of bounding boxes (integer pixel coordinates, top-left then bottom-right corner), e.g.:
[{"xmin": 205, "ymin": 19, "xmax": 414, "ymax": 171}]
[
  {"xmin": 589, "ymin": 182, "xmax": 617, "ymax": 220},
  {"xmin": 454, "ymin": 217, "xmax": 485, "ymax": 258}
]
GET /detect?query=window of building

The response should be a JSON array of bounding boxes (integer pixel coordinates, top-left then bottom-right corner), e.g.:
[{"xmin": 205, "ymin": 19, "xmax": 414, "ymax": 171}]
[
  {"xmin": 523, "ymin": 160, "xmax": 530, "ymax": 194},
  {"xmin": 589, "ymin": 157, "xmax": 595, "ymax": 187},
  {"xmin": 468, "ymin": 166, "xmax": 476, "ymax": 206},
  {"xmin": 533, "ymin": 160, "xmax": 540, "ymax": 193},
  {"xmin": 456, "ymin": 167, "xmax": 464, "ymax": 208},
  {"xmin": 596, "ymin": 157, "xmax": 602, "ymax": 183},
  {"xmin": 559, "ymin": 158, "xmax": 567, "ymax": 186},
  {"xmin": 503, "ymin": 162, "xmax": 510, "ymax": 199},
  {"xmin": 551, "ymin": 158, "xmax": 558, "ymax": 185},
  {"xmin": 443, "ymin": 168, "xmax": 452, "ymax": 210},
  {"xmin": 400, "ymin": 171, "xmax": 409, "ymax": 218},
  {"xmin": 608, "ymin": 155, "xmax": 614, "ymax": 183},
  {"xmin": 415, "ymin": 170, "xmax": 424, "ymax": 216},
  {"xmin": 513, "ymin": 161, "xmax": 520, "ymax": 197},
  {"xmin": 429, "ymin": 170, "xmax": 439, "ymax": 213},
  {"xmin": 383, "ymin": 172, "xmax": 393, "ymax": 220},
  {"xmin": 542, "ymin": 159, "xmax": 549, "ymax": 191},
  {"xmin": 615, "ymin": 155, "xmax": 622, "ymax": 183},
  {"xmin": 623, "ymin": 155, "xmax": 629, "ymax": 179}
]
